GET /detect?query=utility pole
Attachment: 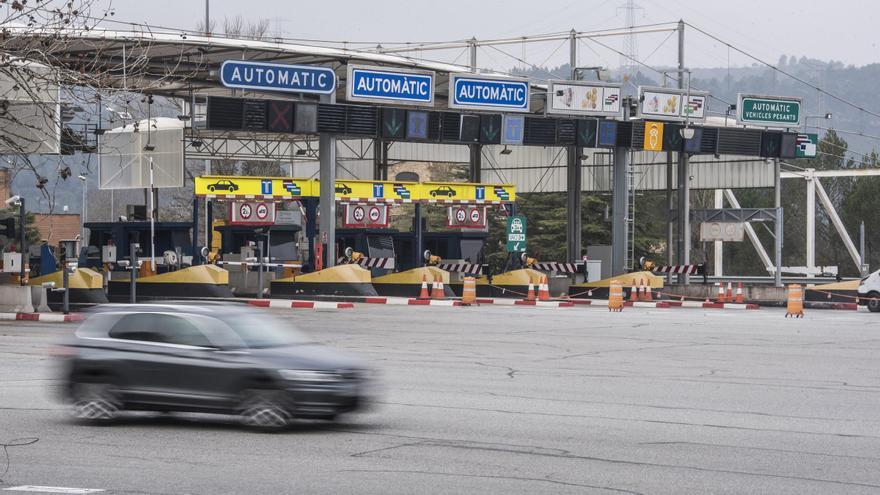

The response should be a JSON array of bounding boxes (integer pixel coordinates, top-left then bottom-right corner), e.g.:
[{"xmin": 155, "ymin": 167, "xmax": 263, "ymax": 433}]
[
  {"xmin": 566, "ymin": 29, "xmax": 582, "ymax": 263},
  {"xmin": 468, "ymin": 37, "xmax": 481, "ymax": 183},
  {"xmin": 675, "ymin": 19, "xmax": 690, "ymax": 284},
  {"xmin": 204, "ymin": 0, "xmax": 210, "ymax": 36}
]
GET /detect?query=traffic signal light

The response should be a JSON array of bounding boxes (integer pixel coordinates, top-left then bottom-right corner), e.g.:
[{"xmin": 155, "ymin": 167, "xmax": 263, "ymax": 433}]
[{"xmin": 2, "ymin": 217, "xmax": 14, "ymax": 238}]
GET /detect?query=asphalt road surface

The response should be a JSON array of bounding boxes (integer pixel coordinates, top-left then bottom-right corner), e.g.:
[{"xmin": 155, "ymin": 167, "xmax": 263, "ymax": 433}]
[{"xmin": 1, "ymin": 305, "xmax": 879, "ymax": 494}]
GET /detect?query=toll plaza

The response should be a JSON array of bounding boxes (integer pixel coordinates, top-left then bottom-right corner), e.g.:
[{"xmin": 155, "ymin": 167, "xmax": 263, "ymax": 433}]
[{"xmin": 0, "ymin": 22, "xmax": 853, "ymax": 311}]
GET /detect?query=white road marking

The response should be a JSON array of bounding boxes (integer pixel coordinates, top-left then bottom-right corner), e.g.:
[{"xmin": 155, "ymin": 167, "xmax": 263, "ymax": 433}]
[{"xmin": 4, "ymin": 487, "xmax": 104, "ymax": 494}]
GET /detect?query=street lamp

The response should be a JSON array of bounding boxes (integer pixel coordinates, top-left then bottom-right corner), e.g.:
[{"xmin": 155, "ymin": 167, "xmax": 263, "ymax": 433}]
[
  {"xmin": 805, "ymin": 113, "xmax": 832, "ymax": 131},
  {"xmin": 573, "ymin": 66, "xmax": 608, "ymax": 81},
  {"xmin": 77, "ymin": 174, "xmax": 87, "ymax": 246}
]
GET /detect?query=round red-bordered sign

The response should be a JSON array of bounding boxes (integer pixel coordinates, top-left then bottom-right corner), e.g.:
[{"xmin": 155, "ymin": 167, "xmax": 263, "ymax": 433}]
[
  {"xmin": 455, "ymin": 208, "xmax": 467, "ymax": 223},
  {"xmin": 369, "ymin": 206, "xmax": 381, "ymax": 223},
  {"xmin": 469, "ymin": 208, "xmax": 482, "ymax": 224},
  {"xmin": 256, "ymin": 202, "xmax": 270, "ymax": 220},
  {"xmin": 239, "ymin": 203, "xmax": 253, "ymax": 219},
  {"xmin": 352, "ymin": 205, "xmax": 365, "ymax": 222}
]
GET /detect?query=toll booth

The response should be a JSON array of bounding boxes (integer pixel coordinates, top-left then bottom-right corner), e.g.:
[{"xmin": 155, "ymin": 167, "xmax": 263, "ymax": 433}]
[
  {"xmin": 213, "ymin": 222, "xmax": 302, "ymax": 262},
  {"xmin": 336, "ymin": 229, "xmax": 486, "ymax": 272},
  {"xmin": 83, "ymin": 221, "xmax": 193, "ymax": 270}
]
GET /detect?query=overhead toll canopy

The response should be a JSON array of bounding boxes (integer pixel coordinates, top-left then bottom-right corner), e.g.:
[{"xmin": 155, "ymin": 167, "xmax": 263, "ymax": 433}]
[{"xmin": 0, "ymin": 26, "xmax": 528, "ymax": 109}]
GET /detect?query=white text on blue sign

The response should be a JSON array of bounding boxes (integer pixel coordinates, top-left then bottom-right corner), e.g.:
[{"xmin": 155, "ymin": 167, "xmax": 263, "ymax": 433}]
[
  {"xmin": 220, "ymin": 60, "xmax": 336, "ymax": 94},
  {"xmin": 350, "ymin": 68, "xmax": 433, "ymax": 104},
  {"xmin": 451, "ymin": 76, "xmax": 529, "ymax": 112}
]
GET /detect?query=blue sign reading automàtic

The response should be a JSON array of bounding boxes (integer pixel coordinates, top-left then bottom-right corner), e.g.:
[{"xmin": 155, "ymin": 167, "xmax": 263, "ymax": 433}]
[
  {"xmin": 449, "ymin": 74, "xmax": 530, "ymax": 112},
  {"xmin": 347, "ymin": 65, "xmax": 434, "ymax": 105},
  {"xmin": 220, "ymin": 60, "xmax": 336, "ymax": 95}
]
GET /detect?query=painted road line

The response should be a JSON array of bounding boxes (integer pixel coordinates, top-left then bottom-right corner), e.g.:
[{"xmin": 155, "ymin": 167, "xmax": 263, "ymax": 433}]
[{"xmin": 4, "ymin": 487, "xmax": 105, "ymax": 494}]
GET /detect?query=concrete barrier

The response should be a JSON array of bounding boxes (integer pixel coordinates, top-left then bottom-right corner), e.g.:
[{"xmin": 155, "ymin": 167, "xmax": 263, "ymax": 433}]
[
  {"xmin": 0, "ymin": 286, "xmax": 35, "ymax": 313},
  {"xmin": 30, "ymin": 286, "xmax": 51, "ymax": 312}
]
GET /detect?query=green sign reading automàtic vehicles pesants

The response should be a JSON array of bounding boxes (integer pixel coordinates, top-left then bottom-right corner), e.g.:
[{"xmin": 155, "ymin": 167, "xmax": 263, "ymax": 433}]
[{"xmin": 737, "ymin": 94, "xmax": 803, "ymax": 127}]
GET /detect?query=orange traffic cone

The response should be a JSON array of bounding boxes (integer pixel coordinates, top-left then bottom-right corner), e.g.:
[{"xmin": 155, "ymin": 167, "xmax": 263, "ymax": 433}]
[
  {"xmin": 716, "ymin": 282, "xmax": 726, "ymax": 303},
  {"xmin": 431, "ymin": 274, "xmax": 444, "ymax": 299},
  {"xmin": 538, "ymin": 275, "xmax": 551, "ymax": 301},
  {"xmin": 726, "ymin": 282, "xmax": 734, "ymax": 302},
  {"xmin": 645, "ymin": 281, "xmax": 653, "ymax": 301},
  {"xmin": 735, "ymin": 282, "xmax": 744, "ymax": 304},
  {"xmin": 526, "ymin": 280, "xmax": 536, "ymax": 301},
  {"xmin": 418, "ymin": 274, "xmax": 430, "ymax": 299},
  {"xmin": 630, "ymin": 281, "xmax": 639, "ymax": 302}
]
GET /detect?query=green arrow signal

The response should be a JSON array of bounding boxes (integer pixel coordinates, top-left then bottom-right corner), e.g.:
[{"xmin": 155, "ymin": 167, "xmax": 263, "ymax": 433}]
[
  {"xmin": 484, "ymin": 120, "xmax": 499, "ymax": 140},
  {"xmin": 385, "ymin": 114, "xmax": 403, "ymax": 136}
]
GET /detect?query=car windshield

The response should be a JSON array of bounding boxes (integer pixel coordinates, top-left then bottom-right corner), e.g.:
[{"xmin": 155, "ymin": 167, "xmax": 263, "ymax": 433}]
[{"xmin": 221, "ymin": 311, "xmax": 313, "ymax": 349}]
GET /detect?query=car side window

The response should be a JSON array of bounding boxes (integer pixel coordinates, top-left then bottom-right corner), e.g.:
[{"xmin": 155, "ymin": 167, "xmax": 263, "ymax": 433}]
[
  {"xmin": 108, "ymin": 313, "xmax": 212, "ymax": 348},
  {"xmin": 108, "ymin": 313, "xmax": 164, "ymax": 342},
  {"xmin": 155, "ymin": 315, "xmax": 213, "ymax": 348}
]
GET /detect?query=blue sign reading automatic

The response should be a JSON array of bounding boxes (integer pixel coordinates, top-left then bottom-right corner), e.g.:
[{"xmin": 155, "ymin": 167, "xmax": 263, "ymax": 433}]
[
  {"xmin": 450, "ymin": 75, "xmax": 529, "ymax": 112},
  {"xmin": 220, "ymin": 60, "xmax": 336, "ymax": 94},
  {"xmin": 349, "ymin": 67, "xmax": 434, "ymax": 105}
]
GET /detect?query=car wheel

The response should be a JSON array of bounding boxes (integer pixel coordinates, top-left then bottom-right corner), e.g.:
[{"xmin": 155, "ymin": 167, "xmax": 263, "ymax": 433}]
[
  {"xmin": 238, "ymin": 389, "xmax": 290, "ymax": 431},
  {"xmin": 431, "ymin": 192, "xmax": 437, "ymax": 197},
  {"xmin": 70, "ymin": 382, "xmax": 120, "ymax": 423},
  {"xmin": 868, "ymin": 292, "xmax": 880, "ymax": 313},
  {"xmin": 208, "ymin": 185, "xmax": 215, "ymax": 192}
]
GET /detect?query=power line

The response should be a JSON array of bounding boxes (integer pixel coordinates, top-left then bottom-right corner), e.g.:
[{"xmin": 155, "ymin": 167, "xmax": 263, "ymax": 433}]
[{"xmin": 684, "ymin": 21, "xmax": 880, "ymax": 121}]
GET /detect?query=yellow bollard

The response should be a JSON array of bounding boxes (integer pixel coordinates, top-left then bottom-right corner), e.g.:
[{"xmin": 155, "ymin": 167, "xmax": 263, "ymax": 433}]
[
  {"xmin": 608, "ymin": 279, "xmax": 624, "ymax": 312},
  {"xmin": 461, "ymin": 276, "xmax": 477, "ymax": 306},
  {"xmin": 785, "ymin": 283, "xmax": 804, "ymax": 318}
]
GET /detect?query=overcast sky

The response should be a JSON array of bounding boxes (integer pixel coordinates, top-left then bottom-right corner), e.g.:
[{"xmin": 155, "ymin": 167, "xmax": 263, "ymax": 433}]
[{"xmin": 111, "ymin": 0, "xmax": 879, "ymax": 71}]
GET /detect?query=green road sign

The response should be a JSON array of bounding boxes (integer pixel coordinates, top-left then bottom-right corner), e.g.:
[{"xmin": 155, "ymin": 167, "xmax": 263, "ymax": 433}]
[
  {"xmin": 506, "ymin": 215, "xmax": 527, "ymax": 252},
  {"xmin": 795, "ymin": 133, "xmax": 818, "ymax": 158},
  {"xmin": 737, "ymin": 94, "xmax": 803, "ymax": 127}
]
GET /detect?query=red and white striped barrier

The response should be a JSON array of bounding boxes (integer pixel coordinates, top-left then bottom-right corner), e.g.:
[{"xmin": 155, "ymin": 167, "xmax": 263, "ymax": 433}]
[
  {"xmin": 247, "ymin": 300, "xmax": 354, "ymax": 309},
  {"xmin": 0, "ymin": 312, "xmax": 85, "ymax": 322}
]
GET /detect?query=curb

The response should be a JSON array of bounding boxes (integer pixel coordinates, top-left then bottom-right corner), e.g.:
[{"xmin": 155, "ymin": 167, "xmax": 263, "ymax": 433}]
[
  {"xmin": 247, "ymin": 300, "xmax": 354, "ymax": 310},
  {"xmin": 0, "ymin": 312, "xmax": 85, "ymax": 322},
  {"xmin": 514, "ymin": 300, "xmax": 575, "ymax": 307}
]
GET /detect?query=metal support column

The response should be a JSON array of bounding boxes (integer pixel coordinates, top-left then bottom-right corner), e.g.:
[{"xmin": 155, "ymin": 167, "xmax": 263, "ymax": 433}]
[
  {"xmin": 304, "ymin": 198, "xmax": 318, "ymax": 272},
  {"xmin": 414, "ymin": 203, "xmax": 423, "ymax": 268},
  {"xmin": 713, "ymin": 189, "xmax": 723, "ymax": 276},
  {"xmin": 666, "ymin": 151, "xmax": 674, "ymax": 284},
  {"xmin": 373, "ymin": 139, "xmax": 389, "ymax": 181},
  {"xmin": 205, "ymin": 199, "xmax": 213, "ymax": 254},
  {"xmin": 319, "ymin": 93, "xmax": 337, "ymax": 268},
  {"xmin": 566, "ymin": 28, "xmax": 582, "ymax": 263},
  {"xmin": 19, "ymin": 198, "xmax": 26, "ymax": 285},
  {"xmin": 191, "ymin": 196, "xmax": 200, "ymax": 265},
  {"xmin": 612, "ymin": 147, "xmax": 629, "ymax": 276},
  {"xmin": 468, "ymin": 38, "xmax": 481, "ymax": 184},
  {"xmin": 676, "ymin": 152, "xmax": 690, "ymax": 284},
  {"xmin": 469, "ymin": 145, "xmax": 482, "ymax": 183},
  {"xmin": 805, "ymin": 168, "xmax": 816, "ymax": 277},
  {"xmin": 774, "ymin": 158, "xmax": 783, "ymax": 287},
  {"xmin": 675, "ymin": 19, "xmax": 689, "ymax": 284}
]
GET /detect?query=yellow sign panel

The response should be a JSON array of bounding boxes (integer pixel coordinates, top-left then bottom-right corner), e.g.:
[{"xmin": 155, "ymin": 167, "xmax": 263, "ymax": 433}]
[
  {"xmin": 196, "ymin": 176, "xmax": 515, "ymax": 203},
  {"xmin": 196, "ymin": 176, "xmax": 316, "ymax": 198},
  {"xmin": 644, "ymin": 121, "xmax": 664, "ymax": 151}
]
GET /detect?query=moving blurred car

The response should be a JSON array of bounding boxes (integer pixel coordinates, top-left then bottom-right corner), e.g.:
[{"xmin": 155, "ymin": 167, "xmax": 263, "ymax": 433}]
[{"xmin": 55, "ymin": 304, "xmax": 373, "ymax": 430}]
